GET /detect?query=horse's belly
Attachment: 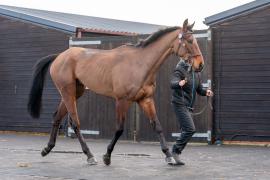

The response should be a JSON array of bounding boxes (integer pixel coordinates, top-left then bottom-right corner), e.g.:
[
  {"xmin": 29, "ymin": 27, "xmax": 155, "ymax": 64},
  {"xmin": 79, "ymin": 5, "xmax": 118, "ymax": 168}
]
[
  {"xmin": 79, "ymin": 74, "xmax": 113, "ymax": 97},
  {"xmin": 75, "ymin": 60, "xmax": 115, "ymax": 97}
]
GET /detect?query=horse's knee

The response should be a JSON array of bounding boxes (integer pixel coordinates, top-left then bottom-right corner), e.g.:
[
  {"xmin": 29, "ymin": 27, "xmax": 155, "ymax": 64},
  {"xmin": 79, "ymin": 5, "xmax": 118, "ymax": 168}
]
[
  {"xmin": 71, "ymin": 123, "xmax": 79, "ymax": 131},
  {"xmin": 150, "ymin": 121, "xmax": 163, "ymax": 134},
  {"xmin": 69, "ymin": 116, "xmax": 80, "ymax": 130},
  {"xmin": 156, "ymin": 127, "xmax": 163, "ymax": 134}
]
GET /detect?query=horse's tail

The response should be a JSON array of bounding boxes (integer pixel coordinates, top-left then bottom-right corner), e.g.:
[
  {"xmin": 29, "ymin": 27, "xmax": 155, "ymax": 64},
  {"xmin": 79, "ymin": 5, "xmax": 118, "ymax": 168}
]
[{"xmin": 28, "ymin": 54, "xmax": 58, "ymax": 118}]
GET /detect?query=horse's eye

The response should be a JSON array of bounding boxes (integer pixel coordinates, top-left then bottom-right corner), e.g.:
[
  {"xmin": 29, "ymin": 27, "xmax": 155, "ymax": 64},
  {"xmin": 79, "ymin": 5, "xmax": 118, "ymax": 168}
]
[{"xmin": 187, "ymin": 39, "xmax": 193, "ymax": 44}]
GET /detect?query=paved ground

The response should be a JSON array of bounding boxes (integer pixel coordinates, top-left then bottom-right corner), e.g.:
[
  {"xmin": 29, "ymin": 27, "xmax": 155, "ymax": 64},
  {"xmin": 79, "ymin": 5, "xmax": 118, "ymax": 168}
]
[{"xmin": 0, "ymin": 133, "xmax": 269, "ymax": 180}]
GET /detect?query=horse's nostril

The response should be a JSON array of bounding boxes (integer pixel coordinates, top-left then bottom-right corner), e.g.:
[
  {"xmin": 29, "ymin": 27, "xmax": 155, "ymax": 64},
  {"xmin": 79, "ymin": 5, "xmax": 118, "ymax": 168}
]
[{"xmin": 198, "ymin": 63, "xmax": 204, "ymax": 72}]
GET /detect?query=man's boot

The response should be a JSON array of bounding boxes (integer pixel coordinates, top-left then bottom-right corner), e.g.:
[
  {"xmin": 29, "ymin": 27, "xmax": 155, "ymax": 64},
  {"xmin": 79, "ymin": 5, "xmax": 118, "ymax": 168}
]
[{"xmin": 172, "ymin": 152, "xmax": 185, "ymax": 166}]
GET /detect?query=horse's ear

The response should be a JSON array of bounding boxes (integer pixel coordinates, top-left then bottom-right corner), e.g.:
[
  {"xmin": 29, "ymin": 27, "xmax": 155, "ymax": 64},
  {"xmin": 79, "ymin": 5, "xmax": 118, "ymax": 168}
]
[
  {"xmin": 183, "ymin": 19, "xmax": 188, "ymax": 32},
  {"xmin": 188, "ymin": 21, "xmax": 195, "ymax": 32}
]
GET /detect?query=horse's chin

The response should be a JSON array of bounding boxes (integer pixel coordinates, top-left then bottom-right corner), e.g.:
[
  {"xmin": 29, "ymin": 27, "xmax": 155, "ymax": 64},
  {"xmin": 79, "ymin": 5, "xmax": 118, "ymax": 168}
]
[{"xmin": 194, "ymin": 66, "xmax": 203, "ymax": 72}]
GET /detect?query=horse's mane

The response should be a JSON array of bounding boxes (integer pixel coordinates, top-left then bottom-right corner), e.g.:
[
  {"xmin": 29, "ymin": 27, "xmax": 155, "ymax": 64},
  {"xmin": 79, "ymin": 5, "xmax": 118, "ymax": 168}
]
[{"xmin": 135, "ymin": 26, "xmax": 180, "ymax": 48}]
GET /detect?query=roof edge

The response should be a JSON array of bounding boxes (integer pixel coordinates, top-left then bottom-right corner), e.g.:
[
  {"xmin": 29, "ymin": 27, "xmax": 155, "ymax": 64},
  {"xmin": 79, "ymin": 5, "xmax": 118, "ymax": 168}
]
[
  {"xmin": 204, "ymin": 0, "xmax": 270, "ymax": 26},
  {"xmin": 0, "ymin": 5, "xmax": 166, "ymax": 35},
  {"xmin": 78, "ymin": 28, "xmax": 139, "ymax": 36},
  {"xmin": 0, "ymin": 7, "xmax": 76, "ymax": 33}
]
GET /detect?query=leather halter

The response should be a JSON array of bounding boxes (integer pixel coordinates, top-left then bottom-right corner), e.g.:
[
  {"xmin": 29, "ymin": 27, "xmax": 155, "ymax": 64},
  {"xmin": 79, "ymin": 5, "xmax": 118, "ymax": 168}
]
[
  {"xmin": 176, "ymin": 32, "xmax": 203, "ymax": 71},
  {"xmin": 176, "ymin": 32, "xmax": 202, "ymax": 69}
]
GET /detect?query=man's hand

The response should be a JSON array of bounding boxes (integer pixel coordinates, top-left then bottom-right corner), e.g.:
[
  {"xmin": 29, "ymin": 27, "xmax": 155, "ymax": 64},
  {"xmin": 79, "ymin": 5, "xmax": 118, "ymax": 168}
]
[
  {"xmin": 178, "ymin": 78, "xmax": 187, "ymax": 87},
  {"xmin": 206, "ymin": 89, "xmax": 214, "ymax": 97}
]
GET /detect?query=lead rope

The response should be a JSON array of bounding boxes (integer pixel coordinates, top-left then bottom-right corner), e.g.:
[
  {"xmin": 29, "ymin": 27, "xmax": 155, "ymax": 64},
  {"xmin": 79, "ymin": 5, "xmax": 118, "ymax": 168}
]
[
  {"xmin": 181, "ymin": 70, "xmax": 212, "ymax": 116},
  {"xmin": 189, "ymin": 70, "xmax": 195, "ymax": 108},
  {"xmin": 191, "ymin": 71, "xmax": 213, "ymax": 116},
  {"xmin": 191, "ymin": 96, "xmax": 212, "ymax": 116}
]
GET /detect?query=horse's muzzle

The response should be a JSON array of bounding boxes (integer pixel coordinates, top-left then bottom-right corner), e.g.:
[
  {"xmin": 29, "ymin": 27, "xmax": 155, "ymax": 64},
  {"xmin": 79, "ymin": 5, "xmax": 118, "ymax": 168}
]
[{"xmin": 196, "ymin": 63, "xmax": 204, "ymax": 72}]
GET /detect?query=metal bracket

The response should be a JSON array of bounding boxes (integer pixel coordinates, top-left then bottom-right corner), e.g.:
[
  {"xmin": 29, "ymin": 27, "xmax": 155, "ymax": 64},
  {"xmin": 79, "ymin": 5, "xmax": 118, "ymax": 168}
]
[
  {"xmin": 172, "ymin": 130, "xmax": 212, "ymax": 143},
  {"xmin": 69, "ymin": 37, "xmax": 101, "ymax": 46},
  {"xmin": 202, "ymin": 79, "xmax": 211, "ymax": 88},
  {"xmin": 67, "ymin": 127, "xmax": 100, "ymax": 137},
  {"xmin": 207, "ymin": 29, "xmax": 212, "ymax": 41}
]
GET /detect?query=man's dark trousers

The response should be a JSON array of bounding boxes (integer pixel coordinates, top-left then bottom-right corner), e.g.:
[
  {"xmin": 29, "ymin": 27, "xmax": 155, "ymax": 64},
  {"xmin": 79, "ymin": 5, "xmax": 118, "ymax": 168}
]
[{"xmin": 172, "ymin": 103, "xmax": 196, "ymax": 154}]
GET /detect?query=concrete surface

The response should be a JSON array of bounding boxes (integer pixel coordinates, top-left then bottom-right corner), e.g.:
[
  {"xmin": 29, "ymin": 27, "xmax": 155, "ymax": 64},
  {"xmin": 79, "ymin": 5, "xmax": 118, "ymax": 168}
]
[{"xmin": 0, "ymin": 133, "xmax": 269, "ymax": 180}]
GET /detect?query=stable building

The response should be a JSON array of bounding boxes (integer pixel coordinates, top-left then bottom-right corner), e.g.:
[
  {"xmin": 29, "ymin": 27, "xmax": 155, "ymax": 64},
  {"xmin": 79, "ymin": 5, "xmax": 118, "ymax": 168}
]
[
  {"xmin": 205, "ymin": 0, "xmax": 270, "ymax": 141},
  {"xmin": 0, "ymin": 5, "xmax": 213, "ymax": 142},
  {"xmin": 0, "ymin": 5, "xmax": 165, "ymax": 133}
]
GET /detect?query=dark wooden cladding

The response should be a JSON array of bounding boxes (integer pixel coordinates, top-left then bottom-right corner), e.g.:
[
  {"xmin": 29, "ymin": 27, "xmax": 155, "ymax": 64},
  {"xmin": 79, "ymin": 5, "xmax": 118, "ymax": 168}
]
[
  {"xmin": 136, "ymin": 34, "xmax": 211, "ymax": 141},
  {"xmin": 0, "ymin": 14, "xmax": 211, "ymax": 142},
  {"xmin": 0, "ymin": 16, "xmax": 70, "ymax": 132},
  {"xmin": 212, "ymin": 6, "xmax": 270, "ymax": 141}
]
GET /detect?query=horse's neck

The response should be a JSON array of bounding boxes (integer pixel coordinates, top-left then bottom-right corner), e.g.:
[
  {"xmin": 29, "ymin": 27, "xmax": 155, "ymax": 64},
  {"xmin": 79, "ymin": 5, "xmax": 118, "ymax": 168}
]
[{"xmin": 141, "ymin": 30, "xmax": 178, "ymax": 84}]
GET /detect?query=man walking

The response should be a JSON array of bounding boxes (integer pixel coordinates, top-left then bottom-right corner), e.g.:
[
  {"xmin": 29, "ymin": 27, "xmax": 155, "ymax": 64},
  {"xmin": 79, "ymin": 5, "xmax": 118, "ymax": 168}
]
[{"xmin": 170, "ymin": 59, "xmax": 213, "ymax": 165}]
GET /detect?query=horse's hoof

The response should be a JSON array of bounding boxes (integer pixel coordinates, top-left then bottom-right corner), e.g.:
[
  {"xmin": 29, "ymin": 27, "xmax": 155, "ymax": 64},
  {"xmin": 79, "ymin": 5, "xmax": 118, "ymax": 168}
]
[
  {"xmin": 41, "ymin": 149, "xmax": 49, "ymax": 157},
  {"xmin": 103, "ymin": 154, "xmax": 111, "ymax": 166},
  {"xmin": 165, "ymin": 156, "xmax": 176, "ymax": 166},
  {"xmin": 87, "ymin": 156, "xmax": 98, "ymax": 165}
]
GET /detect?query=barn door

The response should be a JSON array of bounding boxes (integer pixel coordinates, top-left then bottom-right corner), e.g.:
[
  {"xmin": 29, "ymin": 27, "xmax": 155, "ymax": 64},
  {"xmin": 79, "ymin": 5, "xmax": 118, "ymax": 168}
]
[{"xmin": 213, "ymin": 22, "xmax": 270, "ymax": 141}]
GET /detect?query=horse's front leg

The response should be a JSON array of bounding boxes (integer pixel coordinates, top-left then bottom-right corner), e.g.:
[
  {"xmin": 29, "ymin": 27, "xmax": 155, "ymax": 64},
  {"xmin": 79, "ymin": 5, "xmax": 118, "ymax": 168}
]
[
  {"xmin": 138, "ymin": 97, "xmax": 176, "ymax": 165},
  {"xmin": 103, "ymin": 99, "xmax": 131, "ymax": 165}
]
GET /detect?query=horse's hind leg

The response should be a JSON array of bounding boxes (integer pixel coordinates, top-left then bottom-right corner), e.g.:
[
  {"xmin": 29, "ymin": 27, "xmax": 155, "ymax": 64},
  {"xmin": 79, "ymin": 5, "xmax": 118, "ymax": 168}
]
[
  {"xmin": 61, "ymin": 82, "xmax": 97, "ymax": 165},
  {"xmin": 41, "ymin": 100, "xmax": 67, "ymax": 156},
  {"xmin": 138, "ymin": 97, "xmax": 176, "ymax": 165},
  {"xmin": 41, "ymin": 80, "xmax": 85, "ymax": 157},
  {"xmin": 103, "ymin": 99, "xmax": 131, "ymax": 165}
]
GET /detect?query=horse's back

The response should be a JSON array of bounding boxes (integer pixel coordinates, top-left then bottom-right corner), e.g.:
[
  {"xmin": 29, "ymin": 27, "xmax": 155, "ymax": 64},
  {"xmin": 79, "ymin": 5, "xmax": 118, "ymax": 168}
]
[{"xmin": 50, "ymin": 46, "xmax": 142, "ymax": 98}]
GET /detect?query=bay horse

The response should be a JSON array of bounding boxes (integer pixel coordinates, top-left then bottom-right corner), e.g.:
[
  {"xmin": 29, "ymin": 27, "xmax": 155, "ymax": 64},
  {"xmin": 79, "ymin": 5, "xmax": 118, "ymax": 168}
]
[{"xmin": 28, "ymin": 19, "xmax": 204, "ymax": 166}]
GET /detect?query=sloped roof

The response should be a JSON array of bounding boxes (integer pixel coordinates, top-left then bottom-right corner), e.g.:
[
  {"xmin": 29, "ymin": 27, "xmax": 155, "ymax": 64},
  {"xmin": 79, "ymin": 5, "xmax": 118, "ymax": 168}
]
[
  {"xmin": 204, "ymin": 0, "xmax": 270, "ymax": 26},
  {"xmin": 0, "ymin": 5, "xmax": 166, "ymax": 35}
]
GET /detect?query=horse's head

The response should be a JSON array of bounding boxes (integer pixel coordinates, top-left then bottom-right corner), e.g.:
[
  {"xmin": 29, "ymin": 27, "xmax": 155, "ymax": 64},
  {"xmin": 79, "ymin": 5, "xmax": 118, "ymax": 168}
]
[{"xmin": 173, "ymin": 19, "xmax": 204, "ymax": 72}]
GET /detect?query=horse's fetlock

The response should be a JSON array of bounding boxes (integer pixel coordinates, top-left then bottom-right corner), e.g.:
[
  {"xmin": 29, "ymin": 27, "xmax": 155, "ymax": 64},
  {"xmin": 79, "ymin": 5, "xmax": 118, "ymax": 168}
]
[
  {"xmin": 83, "ymin": 150, "xmax": 88, "ymax": 155},
  {"xmin": 48, "ymin": 143, "xmax": 55, "ymax": 149},
  {"xmin": 162, "ymin": 148, "xmax": 169, "ymax": 154}
]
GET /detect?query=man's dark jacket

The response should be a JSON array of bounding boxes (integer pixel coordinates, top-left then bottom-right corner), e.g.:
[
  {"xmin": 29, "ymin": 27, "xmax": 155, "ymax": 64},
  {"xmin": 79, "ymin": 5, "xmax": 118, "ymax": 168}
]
[{"xmin": 170, "ymin": 60, "xmax": 206, "ymax": 108}]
